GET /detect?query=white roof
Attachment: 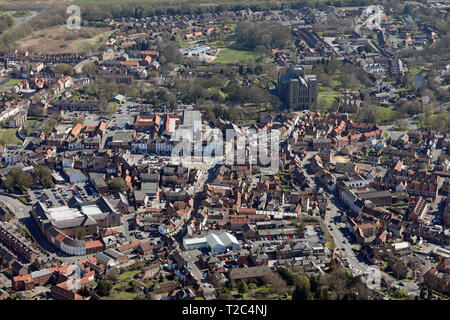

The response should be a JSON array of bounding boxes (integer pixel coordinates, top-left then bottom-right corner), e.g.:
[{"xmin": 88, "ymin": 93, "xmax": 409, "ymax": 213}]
[
  {"xmin": 393, "ymin": 242, "xmax": 409, "ymax": 250},
  {"xmin": 47, "ymin": 206, "xmax": 84, "ymax": 221},
  {"xmin": 183, "ymin": 237, "xmax": 207, "ymax": 246},
  {"xmin": 206, "ymin": 233, "xmax": 225, "ymax": 249},
  {"xmin": 218, "ymin": 232, "xmax": 239, "ymax": 248}
]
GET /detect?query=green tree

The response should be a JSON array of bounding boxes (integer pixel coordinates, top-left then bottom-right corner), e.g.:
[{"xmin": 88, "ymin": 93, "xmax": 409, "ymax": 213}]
[
  {"xmin": 2, "ymin": 168, "xmax": 34, "ymax": 192},
  {"xmin": 74, "ymin": 118, "xmax": 85, "ymax": 125},
  {"xmin": 75, "ymin": 227, "xmax": 85, "ymax": 240},
  {"xmin": 314, "ymin": 286, "xmax": 329, "ymax": 300},
  {"xmin": 35, "ymin": 165, "xmax": 54, "ymax": 188},
  {"xmin": 217, "ymin": 288, "xmax": 233, "ymax": 300},
  {"xmin": 52, "ymin": 63, "xmax": 76, "ymax": 76},
  {"xmin": 237, "ymin": 280, "xmax": 248, "ymax": 294},
  {"xmin": 99, "ymin": 101, "xmax": 119, "ymax": 115},
  {"xmin": 107, "ymin": 177, "xmax": 128, "ymax": 193},
  {"xmin": 95, "ymin": 280, "xmax": 113, "ymax": 297},
  {"xmin": 293, "ymin": 274, "xmax": 313, "ymax": 300},
  {"xmin": 292, "ymin": 284, "xmax": 312, "ymax": 300}
]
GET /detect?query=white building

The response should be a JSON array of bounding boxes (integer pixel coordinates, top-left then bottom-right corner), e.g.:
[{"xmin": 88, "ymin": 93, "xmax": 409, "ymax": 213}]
[{"xmin": 183, "ymin": 231, "xmax": 241, "ymax": 254}]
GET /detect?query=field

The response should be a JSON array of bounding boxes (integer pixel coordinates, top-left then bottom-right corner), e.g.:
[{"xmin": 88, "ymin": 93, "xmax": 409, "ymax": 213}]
[
  {"xmin": 1, "ymin": 79, "xmax": 20, "ymax": 87},
  {"xmin": 16, "ymin": 25, "xmax": 113, "ymax": 54},
  {"xmin": 0, "ymin": 128, "xmax": 23, "ymax": 145},
  {"xmin": 210, "ymin": 46, "xmax": 259, "ymax": 65}
]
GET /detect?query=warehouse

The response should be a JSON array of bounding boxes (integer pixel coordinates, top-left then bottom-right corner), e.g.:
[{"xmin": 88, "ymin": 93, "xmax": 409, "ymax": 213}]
[{"xmin": 183, "ymin": 231, "xmax": 241, "ymax": 254}]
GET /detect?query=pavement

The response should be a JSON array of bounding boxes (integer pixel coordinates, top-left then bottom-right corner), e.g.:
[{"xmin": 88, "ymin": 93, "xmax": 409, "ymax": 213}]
[
  {"xmin": 300, "ymin": 149, "xmax": 422, "ymax": 298},
  {"xmin": 0, "ymin": 195, "xmax": 30, "ymax": 219}
]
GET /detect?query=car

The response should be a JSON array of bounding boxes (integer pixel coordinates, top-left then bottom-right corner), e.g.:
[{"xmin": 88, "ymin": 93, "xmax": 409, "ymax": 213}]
[{"xmin": 342, "ymin": 248, "xmax": 346, "ymax": 251}]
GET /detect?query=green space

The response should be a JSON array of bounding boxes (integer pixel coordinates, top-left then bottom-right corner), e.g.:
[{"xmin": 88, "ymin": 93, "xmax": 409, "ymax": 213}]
[
  {"xmin": 331, "ymin": 74, "xmax": 343, "ymax": 87},
  {"xmin": 409, "ymin": 65, "xmax": 421, "ymax": 76},
  {"xmin": 12, "ymin": 11, "xmax": 32, "ymax": 18},
  {"xmin": 2, "ymin": 79, "xmax": 20, "ymax": 86},
  {"xmin": 379, "ymin": 106, "xmax": 394, "ymax": 120},
  {"xmin": 211, "ymin": 46, "xmax": 259, "ymax": 65},
  {"xmin": 70, "ymin": 30, "xmax": 114, "ymax": 53},
  {"xmin": 417, "ymin": 111, "xmax": 450, "ymax": 130},
  {"xmin": 318, "ymin": 84, "xmax": 341, "ymax": 95},
  {"xmin": 0, "ymin": 128, "xmax": 22, "ymax": 145},
  {"xmin": 119, "ymin": 269, "xmax": 141, "ymax": 280}
]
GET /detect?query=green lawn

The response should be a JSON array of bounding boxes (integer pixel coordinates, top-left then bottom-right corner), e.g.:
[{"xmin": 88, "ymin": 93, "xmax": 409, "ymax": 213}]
[
  {"xmin": 418, "ymin": 111, "xmax": 450, "ymax": 130},
  {"xmin": 318, "ymin": 84, "xmax": 341, "ymax": 95},
  {"xmin": 106, "ymin": 290, "xmax": 137, "ymax": 300},
  {"xmin": 0, "ymin": 129, "xmax": 22, "ymax": 145},
  {"xmin": 2, "ymin": 79, "xmax": 20, "ymax": 87},
  {"xmin": 409, "ymin": 65, "xmax": 421, "ymax": 76},
  {"xmin": 211, "ymin": 47, "xmax": 259, "ymax": 64},
  {"xmin": 119, "ymin": 269, "xmax": 141, "ymax": 280},
  {"xmin": 331, "ymin": 74, "xmax": 343, "ymax": 87},
  {"xmin": 70, "ymin": 30, "xmax": 114, "ymax": 53}
]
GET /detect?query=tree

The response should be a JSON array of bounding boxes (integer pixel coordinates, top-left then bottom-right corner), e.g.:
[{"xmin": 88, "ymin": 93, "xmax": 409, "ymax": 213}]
[
  {"xmin": 292, "ymin": 284, "xmax": 311, "ymax": 300},
  {"xmin": 106, "ymin": 267, "xmax": 120, "ymax": 282},
  {"xmin": 52, "ymin": 64, "xmax": 76, "ymax": 77},
  {"xmin": 99, "ymin": 101, "xmax": 119, "ymax": 115},
  {"xmin": 95, "ymin": 280, "xmax": 112, "ymax": 297},
  {"xmin": 75, "ymin": 117, "xmax": 85, "ymax": 125},
  {"xmin": 217, "ymin": 288, "xmax": 233, "ymax": 300},
  {"xmin": 35, "ymin": 165, "xmax": 54, "ymax": 188},
  {"xmin": 292, "ymin": 274, "xmax": 312, "ymax": 300},
  {"xmin": 237, "ymin": 280, "xmax": 248, "ymax": 294},
  {"xmin": 75, "ymin": 227, "xmax": 85, "ymax": 240},
  {"xmin": 107, "ymin": 177, "xmax": 128, "ymax": 193},
  {"xmin": 314, "ymin": 286, "xmax": 329, "ymax": 300},
  {"xmin": 81, "ymin": 62, "xmax": 97, "ymax": 76},
  {"xmin": 2, "ymin": 168, "xmax": 34, "ymax": 192}
]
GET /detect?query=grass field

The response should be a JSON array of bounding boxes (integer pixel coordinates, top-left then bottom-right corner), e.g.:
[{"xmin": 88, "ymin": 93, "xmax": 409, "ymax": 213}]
[
  {"xmin": 0, "ymin": 128, "xmax": 22, "ymax": 145},
  {"xmin": 119, "ymin": 269, "xmax": 141, "ymax": 280},
  {"xmin": 318, "ymin": 84, "xmax": 341, "ymax": 95},
  {"xmin": 1, "ymin": 79, "xmax": 20, "ymax": 86},
  {"xmin": 211, "ymin": 46, "xmax": 259, "ymax": 64},
  {"xmin": 71, "ymin": 30, "xmax": 114, "ymax": 53},
  {"xmin": 16, "ymin": 25, "xmax": 112, "ymax": 54},
  {"xmin": 409, "ymin": 65, "xmax": 421, "ymax": 76},
  {"xmin": 418, "ymin": 111, "xmax": 450, "ymax": 130}
]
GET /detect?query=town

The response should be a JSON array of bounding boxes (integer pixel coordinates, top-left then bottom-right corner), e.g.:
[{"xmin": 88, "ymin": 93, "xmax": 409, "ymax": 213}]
[{"xmin": 0, "ymin": 0, "xmax": 449, "ymax": 301}]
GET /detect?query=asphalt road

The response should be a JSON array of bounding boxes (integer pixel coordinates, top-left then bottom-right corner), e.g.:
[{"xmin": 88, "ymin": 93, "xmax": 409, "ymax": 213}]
[{"xmin": 300, "ymin": 151, "xmax": 422, "ymax": 298}]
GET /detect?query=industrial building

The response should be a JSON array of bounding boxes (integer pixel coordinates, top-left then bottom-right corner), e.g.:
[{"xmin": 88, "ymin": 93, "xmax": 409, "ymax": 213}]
[{"xmin": 183, "ymin": 231, "xmax": 241, "ymax": 254}]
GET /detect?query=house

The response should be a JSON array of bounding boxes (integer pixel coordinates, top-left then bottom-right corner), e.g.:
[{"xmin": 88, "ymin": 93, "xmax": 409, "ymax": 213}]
[
  {"xmin": 135, "ymin": 264, "xmax": 160, "ymax": 280},
  {"xmin": 110, "ymin": 94, "xmax": 126, "ymax": 105},
  {"xmin": 335, "ymin": 162, "xmax": 357, "ymax": 174},
  {"xmin": 153, "ymin": 280, "xmax": 179, "ymax": 294},
  {"xmin": 63, "ymin": 167, "xmax": 88, "ymax": 184},
  {"xmin": 229, "ymin": 266, "xmax": 272, "ymax": 283},
  {"xmin": 135, "ymin": 241, "xmax": 153, "ymax": 256},
  {"xmin": 89, "ymin": 172, "xmax": 109, "ymax": 194},
  {"xmin": 8, "ymin": 111, "xmax": 27, "ymax": 128}
]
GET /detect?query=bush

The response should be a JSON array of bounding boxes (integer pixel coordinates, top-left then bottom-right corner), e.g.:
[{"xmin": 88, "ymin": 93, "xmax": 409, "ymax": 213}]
[{"xmin": 95, "ymin": 280, "xmax": 112, "ymax": 297}]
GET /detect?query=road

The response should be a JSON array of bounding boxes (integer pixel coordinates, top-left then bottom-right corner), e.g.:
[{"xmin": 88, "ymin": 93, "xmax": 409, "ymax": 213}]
[{"xmin": 299, "ymin": 151, "xmax": 421, "ymax": 298}]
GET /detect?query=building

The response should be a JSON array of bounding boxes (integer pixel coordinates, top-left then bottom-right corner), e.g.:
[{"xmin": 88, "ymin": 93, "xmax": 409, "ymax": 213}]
[
  {"xmin": 229, "ymin": 266, "xmax": 272, "ymax": 283},
  {"xmin": 277, "ymin": 65, "xmax": 318, "ymax": 109},
  {"xmin": 183, "ymin": 231, "xmax": 241, "ymax": 254},
  {"xmin": 31, "ymin": 197, "xmax": 121, "ymax": 256},
  {"xmin": 89, "ymin": 172, "xmax": 109, "ymax": 194}
]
